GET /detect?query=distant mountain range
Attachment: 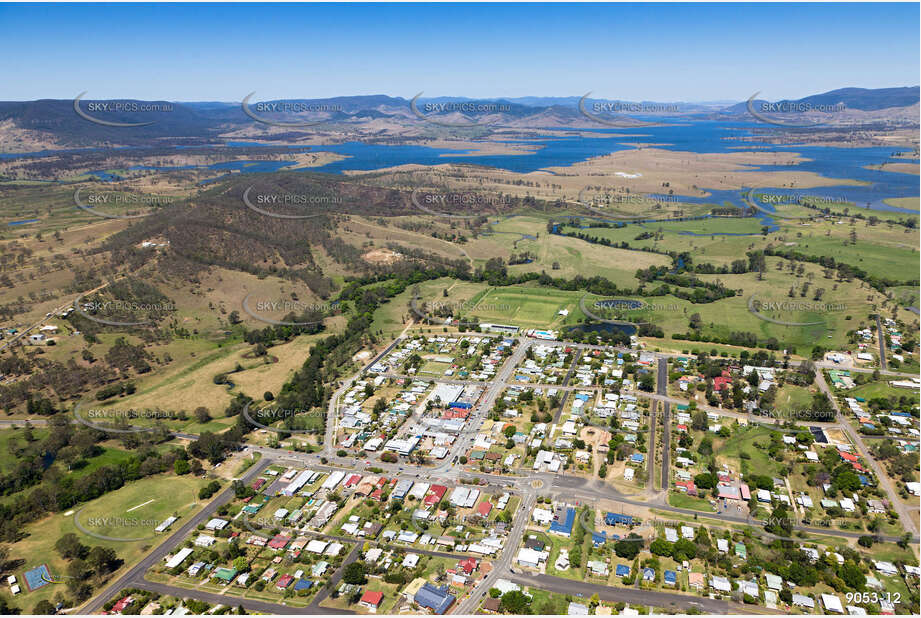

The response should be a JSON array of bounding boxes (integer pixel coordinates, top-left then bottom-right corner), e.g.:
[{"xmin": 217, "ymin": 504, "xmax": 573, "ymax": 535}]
[
  {"xmin": 0, "ymin": 86, "xmax": 917, "ymax": 149},
  {"xmin": 721, "ymin": 86, "xmax": 920, "ymax": 114}
]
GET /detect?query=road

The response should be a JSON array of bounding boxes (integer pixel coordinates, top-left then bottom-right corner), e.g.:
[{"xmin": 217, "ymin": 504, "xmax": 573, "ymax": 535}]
[
  {"xmin": 646, "ymin": 400, "xmax": 656, "ymax": 496},
  {"xmin": 875, "ymin": 314, "xmax": 888, "ymax": 371},
  {"xmin": 508, "ymin": 573, "xmax": 744, "ymax": 614},
  {"xmin": 80, "ymin": 457, "xmax": 273, "ymax": 614},
  {"xmin": 455, "ymin": 492, "xmax": 537, "ymax": 614},
  {"xmin": 657, "ymin": 358, "xmax": 671, "ymax": 492},
  {"xmin": 133, "ymin": 580, "xmax": 354, "ymax": 615},
  {"xmin": 814, "ymin": 370, "xmax": 917, "ymax": 537},
  {"xmin": 551, "ymin": 347, "xmax": 581, "ymax": 423}
]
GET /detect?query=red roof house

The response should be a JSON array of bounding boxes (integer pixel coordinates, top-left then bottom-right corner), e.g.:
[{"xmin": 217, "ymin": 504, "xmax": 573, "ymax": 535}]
[
  {"xmin": 425, "ymin": 484, "xmax": 448, "ymax": 506},
  {"xmin": 110, "ymin": 596, "xmax": 134, "ymax": 614},
  {"xmin": 360, "ymin": 590, "xmax": 384, "ymax": 609},
  {"xmin": 268, "ymin": 535, "xmax": 291, "ymax": 550},
  {"xmin": 276, "ymin": 574, "xmax": 294, "ymax": 589},
  {"xmin": 458, "ymin": 557, "xmax": 478, "ymax": 575}
]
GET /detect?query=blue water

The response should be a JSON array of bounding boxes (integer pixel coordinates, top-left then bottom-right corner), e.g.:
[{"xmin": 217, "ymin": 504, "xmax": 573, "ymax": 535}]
[
  {"xmin": 8, "ymin": 218, "xmax": 39, "ymax": 226},
  {"xmin": 3, "ymin": 120, "xmax": 917, "ymax": 215}
]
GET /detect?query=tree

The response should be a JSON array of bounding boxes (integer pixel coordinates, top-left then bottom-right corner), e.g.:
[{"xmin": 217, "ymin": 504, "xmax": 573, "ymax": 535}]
[
  {"xmin": 174, "ymin": 458, "xmax": 191, "ymax": 475},
  {"xmin": 838, "ymin": 561, "xmax": 865, "ymax": 591},
  {"xmin": 500, "ymin": 590, "xmax": 531, "ymax": 614},
  {"xmin": 857, "ymin": 535, "xmax": 876, "ymax": 548},
  {"xmin": 673, "ymin": 538, "xmax": 697, "ymax": 561},
  {"xmin": 615, "ymin": 534, "xmax": 643, "ymax": 559},
  {"xmin": 765, "ymin": 504, "xmax": 793, "ymax": 537},
  {"xmin": 693, "ymin": 472, "xmax": 717, "ymax": 490},
  {"xmin": 691, "ymin": 410, "xmax": 708, "ymax": 431},
  {"xmin": 650, "ymin": 538, "xmax": 673, "ymax": 557},
  {"xmin": 55, "ymin": 533, "xmax": 89, "ymax": 560},
  {"xmin": 343, "ymin": 561, "xmax": 367, "ymax": 585},
  {"xmin": 86, "ymin": 546, "xmax": 119, "ymax": 574},
  {"xmin": 193, "ymin": 406, "xmax": 211, "ymax": 423}
]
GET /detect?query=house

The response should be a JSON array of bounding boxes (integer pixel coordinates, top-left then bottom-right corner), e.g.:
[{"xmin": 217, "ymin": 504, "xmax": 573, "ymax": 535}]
[
  {"xmin": 360, "ymin": 590, "xmax": 384, "ymax": 612},
  {"xmin": 195, "ymin": 534, "xmax": 216, "ymax": 547},
  {"xmin": 111, "ymin": 596, "xmax": 134, "ymax": 614},
  {"xmin": 293, "ymin": 579, "xmax": 313, "ymax": 592},
  {"xmin": 268, "ymin": 535, "xmax": 291, "ymax": 550},
  {"xmin": 588, "ymin": 560, "xmax": 609, "ymax": 576},
  {"xmin": 873, "ymin": 560, "xmax": 898, "ymax": 576},
  {"xmin": 642, "ymin": 567, "xmax": 655, "ymax": 582},
  {"xmin": 822, "ymin": 593, "xmax": 844, "ymax": 614},
  {"xmin": 165, "ymin": 547, "xmax": 194, "ymax": 569},
  {"xmin": 555, "ymin": 549, "xmax": 570, "ymax": 571},
  {"xmin": 458, "ymin": 558, "xmax": 478, "ymax": 575},
  {"xmin": 605, "ymin": 512, "xmax": 633, "ymax": 527},
  {"xmin": 413, "ymin": 582, "xmax": 455, "ymax": 614},
  {"xmin": 734, "ymin": 542, "xmax": 747, "ymax": 559},
  {"xmin": 276, "ymin": 574, "xmax": 294, "ymax": 590},
  {"xmin": 615, "ymin": 564, "xmax": 631, "ymax": 578},
  {"xmin": 688, "ymin": 572, "xmax": 705, "ymax": 590},
  {"xmin": 549, "ymin": 507, "xmax": 576, "ymax": 537},
  {"xmin": 710, "ymin": 576, "xmax": 731, "ymax": 593},
  {"xmin": 568, "ymin": 602, "xmax": 589, "ymax": 615},
  {"xmin": 664, "ymin": 570, "xmax": 677, "ymax": 586},
  {"xmin": 515, "ymin": 547, "xmax": 548, "ymax": 568},
  {"xmin": 532, "ymin": 507, "xmax": 554, "ymax": 525},
  {"xmin": 765, "ymin": 573, "xmax": 783, "ymax": 590},
  {"xmin": 792, "ymin": 594, "xmax": 815, "ymax": 609},
  {"xmin": 213, "ymin": 567, "xmax": 237, "ymax": 584},
  {"xmin": 188, "ymin": 561, "xmax": 206, "ymax": 577}
]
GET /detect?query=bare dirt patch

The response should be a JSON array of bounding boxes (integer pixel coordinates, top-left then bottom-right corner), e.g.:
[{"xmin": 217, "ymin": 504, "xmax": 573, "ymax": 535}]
[{"xmin": 363, "ymin": 247, "xmax": 403, "ymax": 265}]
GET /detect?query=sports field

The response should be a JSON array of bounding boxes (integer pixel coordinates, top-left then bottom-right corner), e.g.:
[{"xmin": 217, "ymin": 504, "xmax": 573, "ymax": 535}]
[{"xmin": 4, "ymin": 474, "xmax": 211, "ymax": 613}]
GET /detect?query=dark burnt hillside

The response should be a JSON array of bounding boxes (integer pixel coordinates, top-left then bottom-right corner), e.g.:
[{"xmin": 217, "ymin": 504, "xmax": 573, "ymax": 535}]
[{"xmin": 97, "ymin": 172, "xmax": 448, "ymax": 295}]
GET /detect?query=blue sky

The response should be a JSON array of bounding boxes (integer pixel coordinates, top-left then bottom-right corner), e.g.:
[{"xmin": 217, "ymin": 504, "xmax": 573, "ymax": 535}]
[{"xmin": 1, "ymin": 2, "xmax": 918, "ymax": 102}]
